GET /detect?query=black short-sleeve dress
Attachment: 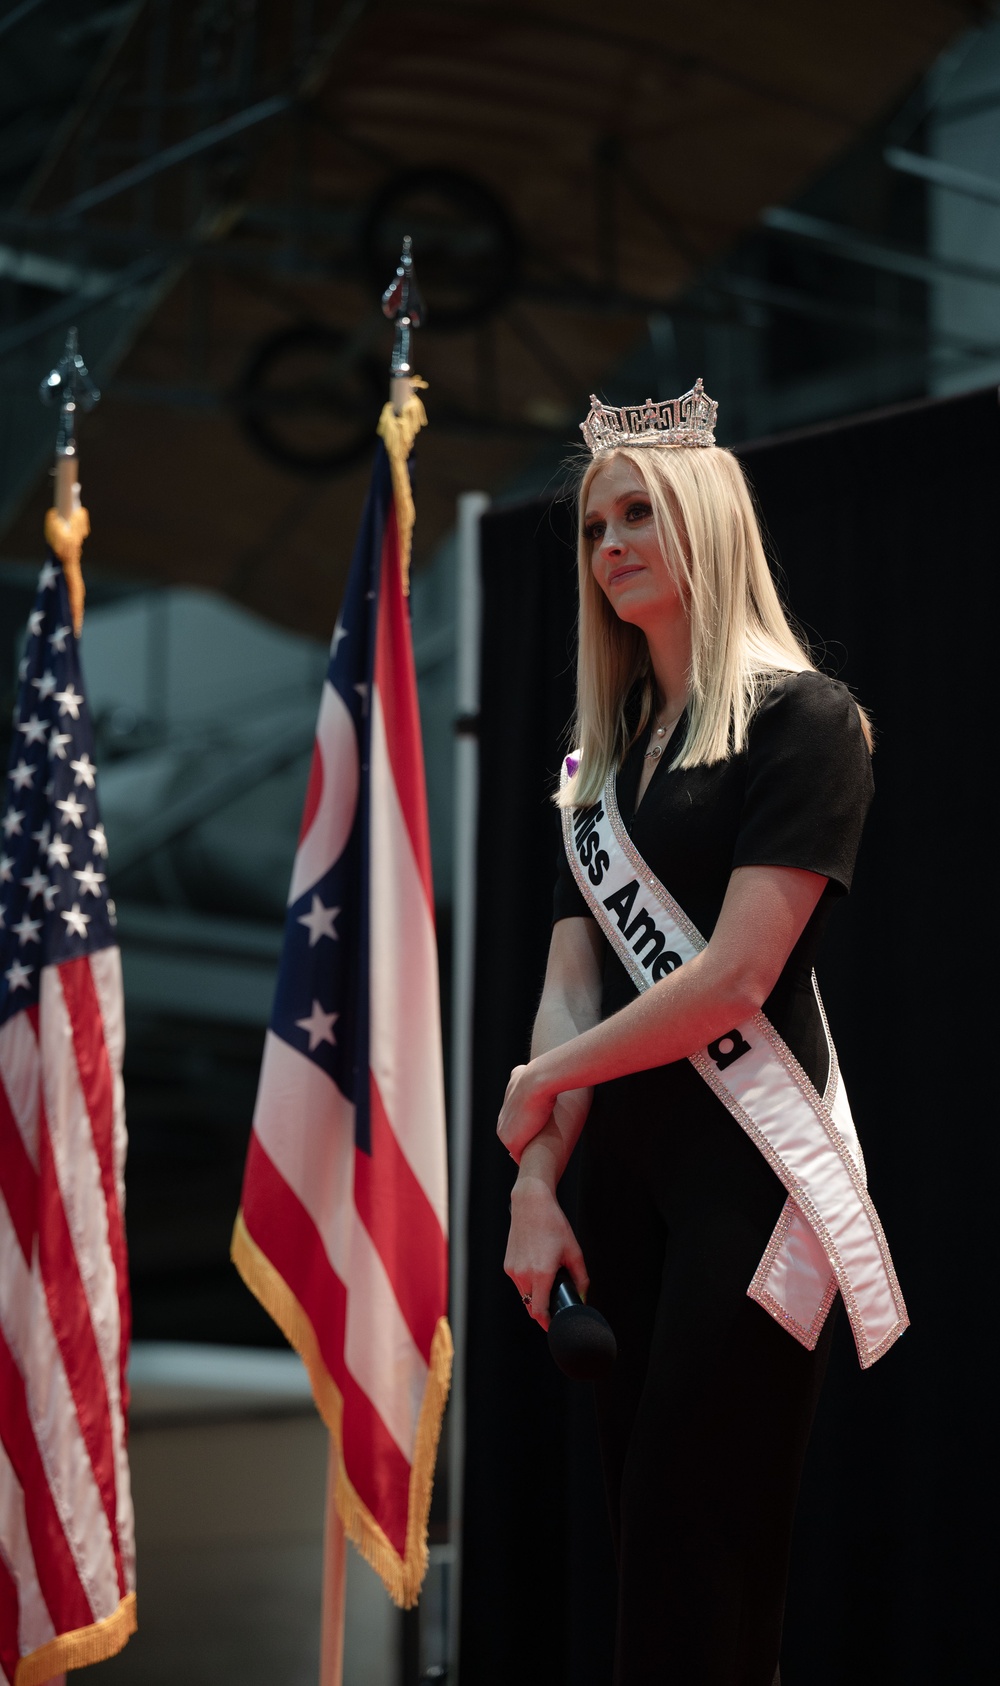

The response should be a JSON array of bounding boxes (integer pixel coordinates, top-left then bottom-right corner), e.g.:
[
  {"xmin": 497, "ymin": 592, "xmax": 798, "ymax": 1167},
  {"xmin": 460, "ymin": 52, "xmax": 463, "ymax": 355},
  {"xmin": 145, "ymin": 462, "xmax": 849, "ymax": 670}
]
[
  {"xmin": 554, "ymin": 668, "xmax": 872, "ymax": 1093},
  {"xmin": 554, "ymin": 671, "xmax": 873, "ymax": 1686}
]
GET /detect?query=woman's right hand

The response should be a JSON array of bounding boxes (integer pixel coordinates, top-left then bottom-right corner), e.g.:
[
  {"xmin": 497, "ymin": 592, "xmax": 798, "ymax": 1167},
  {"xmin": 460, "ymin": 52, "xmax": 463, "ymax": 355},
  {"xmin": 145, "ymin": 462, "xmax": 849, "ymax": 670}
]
[{"xmin": 504, "ymin": 1172, "xmax": 589, "ymax": 1332}]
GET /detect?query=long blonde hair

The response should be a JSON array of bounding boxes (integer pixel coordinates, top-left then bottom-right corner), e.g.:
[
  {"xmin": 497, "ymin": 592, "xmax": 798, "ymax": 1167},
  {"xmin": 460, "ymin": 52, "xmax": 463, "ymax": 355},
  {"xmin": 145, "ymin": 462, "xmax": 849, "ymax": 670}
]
[{"xmin": 560, "ymin": 444, "xmax": 871, "ymax": 809}]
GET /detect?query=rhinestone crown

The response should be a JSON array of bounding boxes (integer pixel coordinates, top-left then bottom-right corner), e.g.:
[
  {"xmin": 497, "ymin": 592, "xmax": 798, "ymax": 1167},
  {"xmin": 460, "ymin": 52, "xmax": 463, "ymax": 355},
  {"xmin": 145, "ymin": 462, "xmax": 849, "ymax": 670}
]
[{"xmin": 581, "ymin": 378, "xmax": 718, "ymax": 455}]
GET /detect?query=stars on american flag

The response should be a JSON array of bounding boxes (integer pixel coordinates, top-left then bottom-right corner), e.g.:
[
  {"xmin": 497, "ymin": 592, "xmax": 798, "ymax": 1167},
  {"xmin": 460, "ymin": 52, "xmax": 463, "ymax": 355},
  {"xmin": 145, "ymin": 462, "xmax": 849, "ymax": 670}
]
[
  {"xmin": 17, "ymin": 715, "xmax": 47, "ymax": 746},
  {"xmin": 55, "ymin": 685, "xmax": 82, "ymax": 720},
  {"xmin": 47, "ymin": 834, "xmax": 72, "ymax": 869},
  {"xmin": 1, "ymin": 557, "xmax": 115, "ymax": 1020},
  {"xmin": 73, "ymin": 863, "xmax": 105, "ymax": 896},
  {"xmin": 56, "ymin": 794, "xmax": 86, "ymax": 828},
  {"xmin": 61, "ymin": 904, "xmax": 91, "ymax": 939}
]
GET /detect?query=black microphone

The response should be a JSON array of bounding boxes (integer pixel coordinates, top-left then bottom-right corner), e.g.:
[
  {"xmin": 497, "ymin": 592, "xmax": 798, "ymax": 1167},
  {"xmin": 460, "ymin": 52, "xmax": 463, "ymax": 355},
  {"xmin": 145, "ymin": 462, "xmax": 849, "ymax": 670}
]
[{"xmin": 547, "ymin": 1268, "xmax": 617, "ymax": 1381}]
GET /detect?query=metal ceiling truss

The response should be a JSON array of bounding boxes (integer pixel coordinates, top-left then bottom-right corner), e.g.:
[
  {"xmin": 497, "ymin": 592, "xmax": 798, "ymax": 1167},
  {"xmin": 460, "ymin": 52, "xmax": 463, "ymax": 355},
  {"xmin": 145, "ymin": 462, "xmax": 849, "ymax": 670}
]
[{"xmin": 1, "ymin": 0, "xmax": 998, "ymax": 486}]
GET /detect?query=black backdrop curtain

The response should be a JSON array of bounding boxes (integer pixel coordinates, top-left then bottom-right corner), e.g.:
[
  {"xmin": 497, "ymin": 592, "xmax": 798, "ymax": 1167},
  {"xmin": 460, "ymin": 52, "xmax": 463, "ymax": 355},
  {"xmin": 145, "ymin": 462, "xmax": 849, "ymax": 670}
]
[{"xmin": 459, "ymin": 386, "xmax": 1000, "ymax": 1686}]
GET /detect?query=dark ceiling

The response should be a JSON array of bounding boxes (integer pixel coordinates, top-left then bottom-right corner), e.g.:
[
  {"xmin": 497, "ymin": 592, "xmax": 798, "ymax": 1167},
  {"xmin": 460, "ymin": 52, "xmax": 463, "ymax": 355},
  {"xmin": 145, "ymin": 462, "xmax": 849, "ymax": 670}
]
[{"xmin": 0, "ymin": 0, "xmax": 981, "ymax": 636}]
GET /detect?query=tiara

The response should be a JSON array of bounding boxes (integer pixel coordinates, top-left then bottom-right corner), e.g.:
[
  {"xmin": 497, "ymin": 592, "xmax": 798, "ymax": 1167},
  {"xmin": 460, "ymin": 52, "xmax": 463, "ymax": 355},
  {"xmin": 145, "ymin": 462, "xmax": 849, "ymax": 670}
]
[{"xmin": 580, "ymin": 378, "xmax": 718, "ymax": 455}]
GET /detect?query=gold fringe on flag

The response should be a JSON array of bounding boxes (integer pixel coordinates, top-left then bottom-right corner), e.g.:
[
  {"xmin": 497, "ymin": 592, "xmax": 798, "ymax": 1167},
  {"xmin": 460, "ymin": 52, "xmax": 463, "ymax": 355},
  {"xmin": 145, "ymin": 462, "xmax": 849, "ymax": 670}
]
[
  {"xmin": 15, "ymin": 1591, "xmax": 136, "ymax": 1686},
  {"xmin": 376, "ymin": 381, "xmax": 428, "ymax": 597},
  {"xmin": 43, "ymin": 505, "xmax": 89, "ymax": 636},
  {"xmin": 231, "ymin": 1210, "xmax": 453, "ymax": 1609}
]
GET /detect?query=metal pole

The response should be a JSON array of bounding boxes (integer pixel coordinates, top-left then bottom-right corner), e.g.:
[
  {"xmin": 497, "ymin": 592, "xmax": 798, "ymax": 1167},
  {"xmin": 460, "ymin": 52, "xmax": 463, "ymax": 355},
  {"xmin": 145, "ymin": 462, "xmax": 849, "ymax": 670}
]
[
  {"xmin": 39, "ymin": 326, "xmax": 100, "ymax": 516},
  {"xmin": 447, "ymin": 488, "xmax": 489, "ymax": 1685},
  {"xmin": 382, "ymin": 234, "xmax": 424, "ymax": 414},
  {"xmin": 885, "ymin": 146, "xmax": 1000, "ymax": 211}
]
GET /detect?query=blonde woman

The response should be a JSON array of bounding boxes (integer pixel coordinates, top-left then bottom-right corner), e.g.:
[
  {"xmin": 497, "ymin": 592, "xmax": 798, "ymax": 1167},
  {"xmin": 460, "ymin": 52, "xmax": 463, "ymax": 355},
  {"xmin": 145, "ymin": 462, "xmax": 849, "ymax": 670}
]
[{"xmin": 497, "ymin": 385, "xmax": 902, "ymax": 1686}]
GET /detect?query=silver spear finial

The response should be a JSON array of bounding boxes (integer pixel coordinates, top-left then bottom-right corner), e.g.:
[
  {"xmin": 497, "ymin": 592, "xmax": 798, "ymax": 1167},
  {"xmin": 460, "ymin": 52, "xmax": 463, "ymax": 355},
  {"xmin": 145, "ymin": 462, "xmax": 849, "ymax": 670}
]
[
  {"xmin": 381, "ymin": 236, "xmax": 425, "ymax": 391},
  {"xmin": 39, "ymin": 327, "xmax": 100, "ymax": 462}
]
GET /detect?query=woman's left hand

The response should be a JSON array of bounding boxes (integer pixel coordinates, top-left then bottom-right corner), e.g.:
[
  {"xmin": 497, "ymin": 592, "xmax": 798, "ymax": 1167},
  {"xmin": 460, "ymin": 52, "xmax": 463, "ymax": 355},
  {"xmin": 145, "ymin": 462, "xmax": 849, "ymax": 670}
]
[{"xmin": 497, "ymin": 1061, "xmax": 555, "ymax": 1163}]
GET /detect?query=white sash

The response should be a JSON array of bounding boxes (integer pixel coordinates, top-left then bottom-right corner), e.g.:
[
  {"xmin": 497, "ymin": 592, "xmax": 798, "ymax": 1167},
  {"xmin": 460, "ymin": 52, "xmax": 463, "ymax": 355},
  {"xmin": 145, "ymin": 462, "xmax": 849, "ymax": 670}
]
[{"xmin": 561, "ymin": 757, "xmax": 908, "ymax": 1369}]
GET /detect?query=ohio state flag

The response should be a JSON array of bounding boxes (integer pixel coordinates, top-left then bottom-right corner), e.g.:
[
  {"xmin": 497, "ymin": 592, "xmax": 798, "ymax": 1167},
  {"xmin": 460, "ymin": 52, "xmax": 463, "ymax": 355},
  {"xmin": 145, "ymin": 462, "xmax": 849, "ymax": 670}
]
[{"xmin": 232, "ymin": 416, "xmax": 451, "ymax": 1605}]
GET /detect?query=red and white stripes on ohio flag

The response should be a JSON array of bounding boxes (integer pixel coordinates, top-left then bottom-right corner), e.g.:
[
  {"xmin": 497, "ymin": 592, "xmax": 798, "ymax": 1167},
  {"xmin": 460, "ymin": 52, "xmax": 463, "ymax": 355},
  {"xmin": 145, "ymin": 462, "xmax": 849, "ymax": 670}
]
[{"xmin": 233, "ymin": 436, "xmax": 451, "ymax": 1608}]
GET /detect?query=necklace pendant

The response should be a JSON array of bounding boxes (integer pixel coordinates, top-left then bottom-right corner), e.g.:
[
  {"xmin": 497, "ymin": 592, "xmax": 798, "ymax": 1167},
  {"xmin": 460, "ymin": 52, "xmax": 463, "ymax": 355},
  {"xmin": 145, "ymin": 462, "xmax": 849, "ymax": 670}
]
[{"xmin": 645, "ymin": 743, "xmax": 662, "ymax": 760}]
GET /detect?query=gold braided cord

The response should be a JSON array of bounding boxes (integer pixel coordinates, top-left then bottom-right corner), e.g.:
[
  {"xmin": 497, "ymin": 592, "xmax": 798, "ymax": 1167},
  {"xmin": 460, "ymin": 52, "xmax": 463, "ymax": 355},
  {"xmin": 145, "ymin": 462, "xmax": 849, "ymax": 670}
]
[
  {"xmin": 231, "ymin": 1210, "xmax": 452, "ymax": 1608},
  {"xmin": 376, "ymin": 382, "xmax": 428, "ymax": 596},
  {"xmin": 43, "ymin": 506, "xmax": 89, "ymax": 635},
  {"xmin": 15, "ymin": 1591, "xmax": 136, "ymax": 1686}
]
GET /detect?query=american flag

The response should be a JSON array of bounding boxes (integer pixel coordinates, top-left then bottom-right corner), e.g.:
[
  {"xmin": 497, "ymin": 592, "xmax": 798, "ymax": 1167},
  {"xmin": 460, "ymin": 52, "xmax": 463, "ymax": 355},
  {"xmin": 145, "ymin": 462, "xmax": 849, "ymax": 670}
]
[
  {"xmin": 0, "ymin": 556, "xmax": 135, "ymax": 1685},
  {"xmin": 232, "ymin": 433, "xmax": 452, "ymax": 1607}
]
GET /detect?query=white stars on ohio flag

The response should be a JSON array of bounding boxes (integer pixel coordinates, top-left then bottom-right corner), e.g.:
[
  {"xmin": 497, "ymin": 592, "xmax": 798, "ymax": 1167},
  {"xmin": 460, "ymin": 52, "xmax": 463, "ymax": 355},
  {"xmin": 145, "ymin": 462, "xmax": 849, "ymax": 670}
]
[
  {"xmin": 295, "ymin": 1000, "xmax": 339, "ymax": 1052},
  {"xmin": 297, "ymin": 895, "xmax": 340, "ymax": 946}
]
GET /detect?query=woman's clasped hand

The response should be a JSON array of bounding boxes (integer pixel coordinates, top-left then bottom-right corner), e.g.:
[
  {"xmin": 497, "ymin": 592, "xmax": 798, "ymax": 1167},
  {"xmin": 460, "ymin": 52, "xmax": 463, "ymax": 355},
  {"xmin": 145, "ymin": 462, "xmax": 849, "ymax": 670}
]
[
  {"xmin": 503, "ymin": 1172, "xmax": 588, "ymax": 1330},
  {"xmin": 496, "ymin": 1061, "xmax": 554, "ymax": 1163}
]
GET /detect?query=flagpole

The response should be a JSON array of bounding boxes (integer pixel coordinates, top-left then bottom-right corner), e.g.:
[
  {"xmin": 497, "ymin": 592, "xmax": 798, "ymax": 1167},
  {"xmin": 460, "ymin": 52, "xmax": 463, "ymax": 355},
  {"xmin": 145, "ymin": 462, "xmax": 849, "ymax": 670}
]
[
  {"xmin": 447, "ymin": 486, "xmax": 488, "ymax": 1686},
  {"xmin": 319, "ymin": 1452, "xmax": 347, "ymax": 1686},
  {"xmin": 318, "ymin": 238, "xmax": 428, "ymax": 1686}
]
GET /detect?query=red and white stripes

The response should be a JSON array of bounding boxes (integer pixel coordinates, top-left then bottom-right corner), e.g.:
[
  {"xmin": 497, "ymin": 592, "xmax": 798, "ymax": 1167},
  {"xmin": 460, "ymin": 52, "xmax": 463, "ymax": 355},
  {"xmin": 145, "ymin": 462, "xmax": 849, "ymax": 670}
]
[
  {"xmin": 234, "ymin": 488, "xmax": 451, "ymax": 1607},
  {"xmin": 0, "ymin": 956, "xmax": 135, "ymax": 1686}
]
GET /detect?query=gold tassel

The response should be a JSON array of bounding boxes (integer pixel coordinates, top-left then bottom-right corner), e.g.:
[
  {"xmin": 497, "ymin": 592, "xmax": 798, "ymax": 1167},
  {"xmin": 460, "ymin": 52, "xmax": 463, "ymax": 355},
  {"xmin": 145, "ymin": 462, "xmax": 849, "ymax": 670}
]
[
  {"xmin": 15, "ymin": 1591, "xmax": 136, "ymax": 1686},
  {"xmin": 43, "ymin": 506, "xmax": 89, "ymax": 636},
  {"xmin": 376, "ymin": 381, "xmax": 428, "ymax": 596},
  {"xmin": 232, "ymin": 1211, "xmax": 452, "ymax": 1608}
]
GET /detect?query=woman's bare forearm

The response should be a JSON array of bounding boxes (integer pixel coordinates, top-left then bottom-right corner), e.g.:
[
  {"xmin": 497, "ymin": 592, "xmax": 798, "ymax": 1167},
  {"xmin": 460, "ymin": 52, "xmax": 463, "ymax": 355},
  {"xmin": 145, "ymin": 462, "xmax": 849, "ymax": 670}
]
[
  {"xmin": 532, "ymin": 865, "xmax": 825, "ymax": 1098},
  {"xmin": 536, "ymin": 945, "xmax": 740, "ymax": 1096},
  {"xmin": 516, "ymin": 1102, "xmax": 589, "ymax": 1193},
  {"xmin": 504, "ymin": 919, "xmax": 602, "ymax": 1315},
  {"xmin": 518, "ymin": 995, "xmax": 597, "ymax": 1190},
  {"xmin": 498, "ymin": 866, "xmax": 829, "ymax": 1163}
]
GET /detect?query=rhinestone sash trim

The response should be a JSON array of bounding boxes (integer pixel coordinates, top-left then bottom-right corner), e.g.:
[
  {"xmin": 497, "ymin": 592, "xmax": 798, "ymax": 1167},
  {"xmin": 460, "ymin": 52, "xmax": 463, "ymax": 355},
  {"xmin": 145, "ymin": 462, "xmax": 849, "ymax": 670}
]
[{"xmin": 559, "ymin": 757, "xmax": 908, "ymax": 1369}]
